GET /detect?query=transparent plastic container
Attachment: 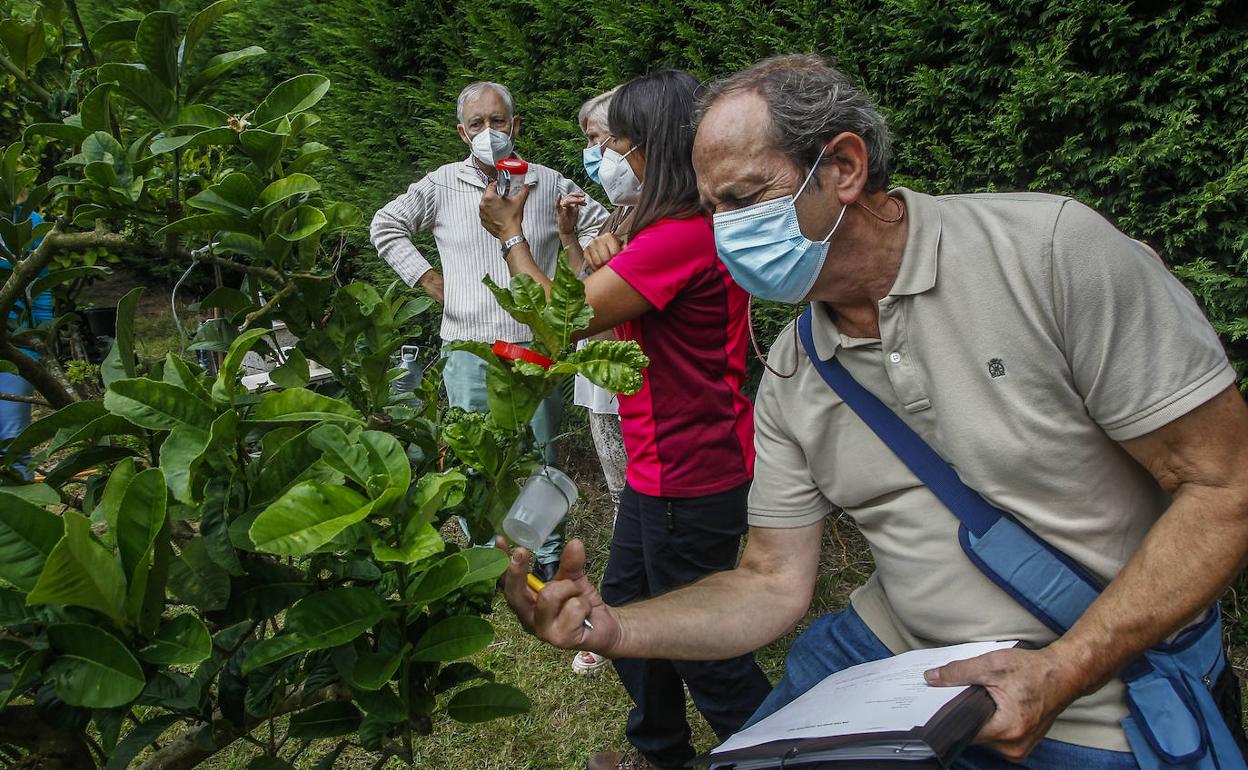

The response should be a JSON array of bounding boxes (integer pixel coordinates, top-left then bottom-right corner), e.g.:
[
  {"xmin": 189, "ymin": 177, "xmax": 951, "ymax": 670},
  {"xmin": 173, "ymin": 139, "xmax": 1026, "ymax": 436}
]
[{"xmin": 502, "ymin": 466, "xmax": 578, "ymax": 550}]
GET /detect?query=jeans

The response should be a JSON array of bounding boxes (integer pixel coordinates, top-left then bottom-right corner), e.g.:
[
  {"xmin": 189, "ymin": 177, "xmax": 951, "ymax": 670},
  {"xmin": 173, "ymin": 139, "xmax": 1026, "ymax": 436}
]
[
  {"xmin": 750, "ymin": 607, "xmax": 1139, "ymax": 770},
  {"xmin": 442, "ymin": 343, "xmax": 564, "ymax": 564},
  {"xmin": 601, "ymin": 481, "xmax": 773, "ymax": 768},
  {"xmin": 0, "ymin": 373, "xmax": 34, "ymax": 479}
]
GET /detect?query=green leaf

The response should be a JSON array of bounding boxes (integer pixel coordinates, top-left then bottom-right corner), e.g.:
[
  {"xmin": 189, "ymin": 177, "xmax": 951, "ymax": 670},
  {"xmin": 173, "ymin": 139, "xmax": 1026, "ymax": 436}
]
[
  {"xmin": 288, "ymin": 701, "xmax": 361, "ymax": 739},
  {"xmin": 0, "ymin": 18, "xmax": 45, "ymax": 72},
  {"xmin": 192, "ymin": 285, "xmax": 254, "ymax": 316},
  {"xmin": 277, "ymin": 204, "xmax": 327, "ymax": 241},
  {"xmin": 135, "ymin": 11, "xmax": 178, "ymax": 90},
  {"xmin": 350, "ymin": 646, "xmax": 408, "ymax": 691},
  {"xmin": 23, "ymin": 122, "xmax": 90, "ymax": 145},
  {"xmin": 460, "ymin": 547, "xmax": 510, "ymax": 586},
  {"xmin": 91, "ymin": 458, "xmax": 135, "ymax": 547},
  {"xmin": 372, "ymin": 521, "xmax": 442, "ymax": 565},
  {"xmin": 359, "ymin": 430, "xmax": 410, "ymax": 492},
  {"xmin": 238, "ymin": 128, "xmax": 287, "ymax": 173},
  {"xmin": 252, "ymin": 426, "xmax": 327, "ymax": 505},
  {"xmin": 243, "ymin": 588, "xmax": 385, "ymax": 673},
  {"xmin": 407, "ymin": 470, "xmax": 466, "ymax": 526},
  {"xmin": 187, "ymin": 45, "xmax": 265, "ymax": 101},
  {"xmin": 482, "ymin": 273, "xmax": 559, "ymax": 354},
  {"xmin": 153, "ymin": 212, "xmax": 258, "ymax": 239},
  {"xmin": 115, "ymin": 467, "xmax": 167, "ymax": 589},
  {"xmin": 286, "ymin": 141, "xmax": 330, "ymax": 175},
  {"xmin": 137, "ymin": 614, "xmax": 211, "ymax": 665},
  {"xmin": 101, "ymin": 287, "xmax": 143, "ymax": 387},
  {"xmin": 252, "ymin": 388, "xmax": 363, "ymax": 424},
  {"xmin": 149, "ymin": 127, "xmax": 236, "ymax": 155},
  {"xmin": 0, "ymin": 489, "xmax": 64, "ymax": 591},
  {"xmin": 162, "ymin": 353, "xmax": 213, "ymax": 402},
  {"xmin": 105, "ymin": 378, "xmax": 217, "ymax": 431},
  {"xmin": 200, "ymin": 479, "xmax": 242, "ymax": 575},
  {"xmin": 186, "ymin": 172, "xmax": 261, "ymax": 216},
  {"xmin": 542, "ymin": 259, "xmax": 595, "ymax": 351},
  {"xmin": 90, "ymin": 19, "xmax": 140, "ymax": 54},
  {"xmin": 254, "ymin": 74, "xmax": 331, "ymax": 124},
  {"xmin": 78, "ymin": 84, "xmax": 115, "ymax": 134},
  {"xmin": 447, "ymin": 682, "xmax": 532, "ymax": 723},
  {"xmin": 159, "ymin": 424, "xmax": 210, "ymax": 504},
  {"xmin": 179, "ymin": 0, "xmax": 235, "ymax": 67},
  {"xmin": 98, "ymin": 63, "xmax": 175, "ymax": 126},
  {"xmin": 167, "ymin": 539, "xmax": 230, "ymax": 611},
  {"xmin": 410, "ymin": 616, "xmax": 494, "ymax": 662},
  {"xmin": 104, "ymin": 715, "xmax": 180, "ymax": 770},
  {"xmin": 307, "ymin": 424, "xmax": 369, "ymax": 485},
  {"xmin": 6, "ymin": 400, "xmax": 107, "ymax": 460},
  {"xmin": 212, "ymin": 326, "xmax": 271, "ymax": 402},
  {"xmin": 485, "ymin": 353, "xmax": 547, "ymax": 430},
  {"xmin": 30, "ymin": 265, "xmax": 110, "ymax": 298},
  {"xmin": 258, "ymin": 173, "xmax": 320, "ymax": 207},
  {"xmin": 547, "ymin": 339, "xmax": 649, "ymax": 395},
  {"xmin": 27, "ymin": 514, "xmax": 127, "ymax": 625},
  {"xmin": 249, "ymin": 482, "xmax": 371, "ymax": 556},
  {"xmin": 46, "ymin": 624, "xmax": 145, "ymax": 708},
  {"xmin": 407, "ymin": 552, "xmax": 468, "ymax": 605},
  {"xmin": 270, "ymin": 348, "xmax": 310, "ymax": 389}
]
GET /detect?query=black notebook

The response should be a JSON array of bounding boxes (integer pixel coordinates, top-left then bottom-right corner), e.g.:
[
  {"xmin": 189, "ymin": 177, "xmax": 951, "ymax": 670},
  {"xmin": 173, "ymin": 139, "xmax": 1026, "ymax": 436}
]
[{"xmin": 695, "ymin": 641, "xmax": 1018, "ymax": 769}]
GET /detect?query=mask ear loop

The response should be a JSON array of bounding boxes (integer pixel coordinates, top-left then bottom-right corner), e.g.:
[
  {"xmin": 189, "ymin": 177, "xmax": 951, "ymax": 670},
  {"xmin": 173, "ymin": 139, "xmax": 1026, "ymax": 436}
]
[{"xmin": 748, "ymin": 295, "xmax": 803, "ymax": 379}]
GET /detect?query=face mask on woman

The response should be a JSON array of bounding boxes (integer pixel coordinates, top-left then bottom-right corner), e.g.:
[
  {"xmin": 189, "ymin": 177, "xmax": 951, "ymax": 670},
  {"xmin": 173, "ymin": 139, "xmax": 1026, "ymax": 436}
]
[
  {"xmin": 471, "ymin": 126, "xmax": 514, "ymax": 167},
  {"xmin": 582, "ymin": 139, "xmax": 607, "ymax": 185},
  {"xmin": 711, "ymin": 144, "xmax": 846, "ymax": 303},
  {"xmin": 599, "ymin": 144, "xmax": 643, "ymax": 206}
]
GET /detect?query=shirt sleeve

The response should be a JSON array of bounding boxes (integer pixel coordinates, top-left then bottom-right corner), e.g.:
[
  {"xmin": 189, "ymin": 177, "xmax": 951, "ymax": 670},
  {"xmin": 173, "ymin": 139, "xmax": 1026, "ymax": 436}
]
[
  {"xmin": 574, "ymin": 183, "xmax": 610, "ymax": 248},
  {"xmin": 748, "ymin": 330, "xmax": 835, "ymax": 528},
  {"xmin": 1051, "ymin": 198, "xmax": 1235, "ymax": 441},
  {"xmin": 370, "ymin": 173, "xmax": 439, "ymax": 287},
  {"xmin": 606, "ymin": 219, "xmax": 709, "ymax": 311}
]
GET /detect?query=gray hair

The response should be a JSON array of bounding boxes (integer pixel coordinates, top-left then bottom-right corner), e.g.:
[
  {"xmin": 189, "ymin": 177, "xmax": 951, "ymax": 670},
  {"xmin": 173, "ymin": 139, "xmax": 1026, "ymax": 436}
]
[
  {"xmin": 456, "ymin": 81, "xmax": 515, "ymax": 123},
  {"xmin": 698, "ymin": 54, "xmax": 892, "ymax": 192},
  {"xmin": 577, "ymin": 86, "xmax": 619, "ymax": 132}
]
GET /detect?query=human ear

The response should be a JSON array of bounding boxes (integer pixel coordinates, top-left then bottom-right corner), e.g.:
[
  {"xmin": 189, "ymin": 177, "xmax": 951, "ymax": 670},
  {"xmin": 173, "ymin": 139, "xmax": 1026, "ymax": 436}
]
[
  {"xmin": 825, "ymin": 132, "xmax": 869, "ymax": 204},
  {"xmin": 457, "ymin": 124, "xmax": 470, "ymax": 145},
  {"xmin": 510, "ymin": 115, "xmax": 521, "ymax": 139},
  {"xmin": 627, "ymin": 146, "xmax": 646, "ymax": 184}
]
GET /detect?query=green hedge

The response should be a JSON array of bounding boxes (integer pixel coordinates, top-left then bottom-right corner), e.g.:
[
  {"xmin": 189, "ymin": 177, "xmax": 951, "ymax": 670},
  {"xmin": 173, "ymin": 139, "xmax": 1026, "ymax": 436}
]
[{"xmin": 74, "ymin": 0, "xmax": 1247, "ymax": 379}]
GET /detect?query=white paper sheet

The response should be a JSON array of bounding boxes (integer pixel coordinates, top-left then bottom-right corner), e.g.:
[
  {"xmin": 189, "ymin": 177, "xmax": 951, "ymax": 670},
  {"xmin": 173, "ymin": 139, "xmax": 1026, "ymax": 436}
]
[{"xmin": 712, "ymin": 640, "xmax": 1017, "ymax": 755}]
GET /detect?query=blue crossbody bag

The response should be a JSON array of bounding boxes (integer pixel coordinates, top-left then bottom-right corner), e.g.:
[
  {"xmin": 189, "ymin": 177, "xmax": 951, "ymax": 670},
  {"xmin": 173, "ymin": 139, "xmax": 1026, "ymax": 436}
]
[{"xmin": 797, "ymin": 307, "xmax": 1246, "ymax": 770}]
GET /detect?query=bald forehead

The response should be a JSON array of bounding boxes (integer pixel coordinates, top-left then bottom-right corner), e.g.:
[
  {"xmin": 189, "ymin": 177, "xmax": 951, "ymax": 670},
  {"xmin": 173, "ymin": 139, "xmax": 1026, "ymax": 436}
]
[
  {"xmin": 461, "ymin": 89, "xmax": 511, "ymax": 122},
  {"xmin": 694, "ymin": 91, "xmax": 796, "ymax": 208}
]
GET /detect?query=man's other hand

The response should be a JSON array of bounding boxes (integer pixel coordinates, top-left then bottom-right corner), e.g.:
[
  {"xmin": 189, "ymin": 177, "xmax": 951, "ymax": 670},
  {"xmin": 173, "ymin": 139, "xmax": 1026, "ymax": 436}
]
[
  {"xmin": 924, "ymin": 646, "xmax": 1086, "ymax": 762},
  {"xmin": 418, "ymin": 270, "xmax": 444, "ymax": 304},
  {"xmin": 496, "ymin": 537, "xmax": 621, "ymax": 655}
]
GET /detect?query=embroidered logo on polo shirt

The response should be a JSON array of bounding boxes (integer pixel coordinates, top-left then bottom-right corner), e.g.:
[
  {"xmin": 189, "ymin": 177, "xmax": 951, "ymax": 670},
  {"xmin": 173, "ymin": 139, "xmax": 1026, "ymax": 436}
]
[{"xmin": 987, "ymin": 358, "xmax": 1006, "ymax": 379}]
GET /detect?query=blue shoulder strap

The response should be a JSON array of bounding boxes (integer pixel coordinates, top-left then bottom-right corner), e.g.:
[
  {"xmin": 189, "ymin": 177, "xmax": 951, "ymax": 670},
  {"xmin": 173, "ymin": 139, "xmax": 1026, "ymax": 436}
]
[{"xmin": 795, "ymin": 307, "xmax": 1103, "ymax": 631}]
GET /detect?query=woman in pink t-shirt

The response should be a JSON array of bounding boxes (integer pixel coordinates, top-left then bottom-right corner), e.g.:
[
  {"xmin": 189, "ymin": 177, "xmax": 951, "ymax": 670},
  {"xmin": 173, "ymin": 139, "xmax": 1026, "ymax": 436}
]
[{"xmin": 480, "ymin": 70, "xmax": 770, "ymax": 770}]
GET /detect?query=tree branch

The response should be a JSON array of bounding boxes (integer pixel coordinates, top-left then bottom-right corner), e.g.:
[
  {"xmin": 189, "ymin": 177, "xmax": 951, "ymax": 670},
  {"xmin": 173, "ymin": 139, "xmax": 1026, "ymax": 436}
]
[
  {"xmin": 243, "ymin": 282, "xmax": 296, "ymax": 328},
  {"xmin": 0, "ymin": 53, "xmax": 53, "ymax": 103},
  {"xmin": 134, "ymin": 683, "xmax": 351, "ymax": 770},
  {"xmin": 64, "ymin": 0, "xmax": 97, "ymax": 68},
  {"xmin": 0, "ymin": 391, "xmax": 51, "ymax": 407}
]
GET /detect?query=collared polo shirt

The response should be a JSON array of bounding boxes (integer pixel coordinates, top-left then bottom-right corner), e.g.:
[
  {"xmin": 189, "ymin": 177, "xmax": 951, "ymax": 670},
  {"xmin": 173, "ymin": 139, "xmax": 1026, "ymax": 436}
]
[
  {"xmin": 748, "ymin": 188, "xmax": 1235, "ymax": 750},
  {"xmin": 370, "ymin": 157, "xmax": 608, "ymax": 343}
]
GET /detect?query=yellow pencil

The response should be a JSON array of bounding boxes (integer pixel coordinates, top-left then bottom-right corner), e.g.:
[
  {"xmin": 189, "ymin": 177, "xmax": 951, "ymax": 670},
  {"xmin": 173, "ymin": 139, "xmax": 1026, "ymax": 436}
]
[{"xmin": 527, "ymin": 573, "xmax": 595, "ymax": 630}]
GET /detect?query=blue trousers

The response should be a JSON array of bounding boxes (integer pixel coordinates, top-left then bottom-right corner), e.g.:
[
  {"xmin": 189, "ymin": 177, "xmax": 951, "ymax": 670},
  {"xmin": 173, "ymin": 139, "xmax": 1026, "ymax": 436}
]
[
  {"xmin": 750, "ymin": 607, "xmax": 1139, "ymax": 770},
  {"xmin": 442, "ymin": 343, "xmax": 564, "ymax": 564},
  {"xmin": 0, "ymin": 373, "xmax": 33, "ymax": 479}
]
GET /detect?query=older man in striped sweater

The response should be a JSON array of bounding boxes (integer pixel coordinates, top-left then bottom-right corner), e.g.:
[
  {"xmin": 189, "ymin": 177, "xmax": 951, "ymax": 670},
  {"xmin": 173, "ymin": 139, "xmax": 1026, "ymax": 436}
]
[{"xmin": 371, "ymin": 80, "xmax": 608, "ymax": 576}]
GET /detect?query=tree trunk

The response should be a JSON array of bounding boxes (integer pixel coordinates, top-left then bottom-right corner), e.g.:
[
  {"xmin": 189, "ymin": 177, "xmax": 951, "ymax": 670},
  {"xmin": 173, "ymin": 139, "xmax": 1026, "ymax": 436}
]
[{"xmin": 0, "ymin": 705, "xmax": 95, "ymax": 769}]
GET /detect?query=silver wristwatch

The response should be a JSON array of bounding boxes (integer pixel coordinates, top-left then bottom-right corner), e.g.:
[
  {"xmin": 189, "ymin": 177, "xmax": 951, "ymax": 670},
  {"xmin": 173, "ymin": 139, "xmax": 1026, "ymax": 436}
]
[{"xmin": 500, "ymin": 234, "xmax": 527, "ymax": 257}]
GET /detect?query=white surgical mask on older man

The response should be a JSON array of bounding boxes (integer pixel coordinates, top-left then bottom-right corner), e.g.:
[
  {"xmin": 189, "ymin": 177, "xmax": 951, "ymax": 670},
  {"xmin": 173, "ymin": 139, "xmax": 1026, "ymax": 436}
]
[{"xmin": 470, "ymin": 127, "xmax": 514, "ymax": 168}]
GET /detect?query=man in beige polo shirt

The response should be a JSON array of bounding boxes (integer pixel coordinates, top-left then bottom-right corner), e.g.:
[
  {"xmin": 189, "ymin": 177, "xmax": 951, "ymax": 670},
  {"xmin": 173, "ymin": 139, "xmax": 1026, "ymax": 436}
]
[{"xmin": 497, "ymin": 55, "xmax": 1248, "ymax": 770}]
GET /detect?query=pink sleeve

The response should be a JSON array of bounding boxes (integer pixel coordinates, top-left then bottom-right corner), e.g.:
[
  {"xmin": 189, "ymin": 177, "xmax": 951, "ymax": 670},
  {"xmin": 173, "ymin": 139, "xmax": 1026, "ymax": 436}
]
[{"xmin": 606, "ymin": 218, "xmax": 712, "ymax": 311}]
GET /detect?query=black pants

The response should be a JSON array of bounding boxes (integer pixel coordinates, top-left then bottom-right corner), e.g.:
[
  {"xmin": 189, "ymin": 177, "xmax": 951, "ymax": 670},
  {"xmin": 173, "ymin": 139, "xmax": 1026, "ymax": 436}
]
[{"xmin": 600, "ymin": 481, "xmax": 772, "ymax": 768}]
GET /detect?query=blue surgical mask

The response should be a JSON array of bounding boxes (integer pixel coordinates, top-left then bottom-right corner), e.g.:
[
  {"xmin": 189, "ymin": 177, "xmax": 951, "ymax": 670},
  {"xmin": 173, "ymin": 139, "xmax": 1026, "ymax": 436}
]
[
  {"xmin": 712, "ymin": 145, "xmax": 846, "ymax": 303},
  {"xmin": 582, "ymin": 140, "xmax": 606, "ymax": 185}
]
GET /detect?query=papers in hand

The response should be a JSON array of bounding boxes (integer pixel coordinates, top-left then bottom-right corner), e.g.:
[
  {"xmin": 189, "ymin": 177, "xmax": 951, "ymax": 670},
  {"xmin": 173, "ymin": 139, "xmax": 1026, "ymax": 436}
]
[{"xmin": 706, "ymin": 640, "xmax": 1019, "ymax": 768}]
